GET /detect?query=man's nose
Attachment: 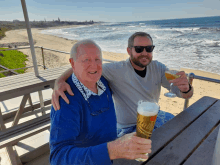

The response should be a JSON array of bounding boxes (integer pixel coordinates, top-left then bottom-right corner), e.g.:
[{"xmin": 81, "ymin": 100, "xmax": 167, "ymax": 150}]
[
  {"xmin": 142, "ymin": 48, "xmax": 148, "ymax": 55},
  {"xmin": 90, "ymin": 60, "xmax": 98, "ymax": 67}
]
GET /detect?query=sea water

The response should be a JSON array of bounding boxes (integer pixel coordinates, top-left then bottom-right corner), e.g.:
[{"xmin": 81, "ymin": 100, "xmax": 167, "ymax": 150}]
[{"xmin": 42, "ymin": 16, "xmax": 220, "ymax": 75}]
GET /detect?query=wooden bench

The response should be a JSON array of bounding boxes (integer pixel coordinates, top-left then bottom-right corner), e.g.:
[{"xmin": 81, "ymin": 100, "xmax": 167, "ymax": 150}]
[
  {"xmin": 0, "ymin": 113, "xmax": 50, "ymax": 165},
  {"xmin": 0, "ymin": 113, "xmax": 50, "ymax": 149}
]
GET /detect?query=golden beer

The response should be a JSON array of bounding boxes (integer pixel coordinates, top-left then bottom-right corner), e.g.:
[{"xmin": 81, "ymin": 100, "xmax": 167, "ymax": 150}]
[
  {"xmin": 136, "ymin": 113, "xmax": 157, "ymax": 139},
  {"xmin": 165, "ymin": 70, "xmax": 180, "ymax": 81},
  {"xmin": 136, "ymin": 101, "xmax": 159, "ymax": 162}
]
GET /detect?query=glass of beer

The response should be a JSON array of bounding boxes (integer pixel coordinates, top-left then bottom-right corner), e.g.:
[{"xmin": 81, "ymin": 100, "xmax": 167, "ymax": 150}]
[
  {"xmin": 135, "ymin": 100, "xmax": 160, "ymax": 162},
  {"xmin": 164, "ymin": 67, "xmax": 180, "ymax": 98}
]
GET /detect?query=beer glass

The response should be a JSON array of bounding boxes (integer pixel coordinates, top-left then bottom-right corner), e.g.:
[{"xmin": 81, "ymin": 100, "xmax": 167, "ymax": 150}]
[
  {"xmin": 164, "ymin": 67, "xmax": 180, "ymax": 98},
  {"xmin": 135, "ymin": 100, "xmax": 159, "ymax": 162}
]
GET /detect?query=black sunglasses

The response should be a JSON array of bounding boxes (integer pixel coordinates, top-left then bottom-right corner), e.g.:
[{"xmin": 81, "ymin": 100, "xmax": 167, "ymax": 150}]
[{"xmin": 132, "ymin": 45, "xmax": 155, "ymax": 53}]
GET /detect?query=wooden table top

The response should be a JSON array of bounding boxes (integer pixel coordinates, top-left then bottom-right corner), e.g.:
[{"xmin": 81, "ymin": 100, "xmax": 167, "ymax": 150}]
[
  {"xmin": 113, "ymin": 96, "xmax": 220, "ymax": 165},
  {"xmin": 0, "ymin": 65, "xmax": 71, "ymax": 101}
]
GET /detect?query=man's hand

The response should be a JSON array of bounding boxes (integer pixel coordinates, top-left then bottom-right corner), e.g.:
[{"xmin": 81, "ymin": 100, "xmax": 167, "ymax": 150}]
[
  {"xmin": 107, "ymin": 132, "xmax": 152, "ymax": 160},
  {"xmin": 169, "ymin": 71, "xmax": 189, "ymax": 92},
  {"xmin": 52, "ymin": 80, "xmax": 74, "ymax": 111},
  {"xmin": 169, "ymin": 71, "xmax": 193, "ymax": 99}
]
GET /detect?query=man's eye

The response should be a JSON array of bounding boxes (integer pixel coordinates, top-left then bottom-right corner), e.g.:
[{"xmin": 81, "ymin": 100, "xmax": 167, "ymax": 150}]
[
  {"xmin": 95, "ymin": 59, "xmax": 100, "ymax": 61},
  {"xmin": 83, "ymin": 59, "xmax": 89, "ymax": 62}
]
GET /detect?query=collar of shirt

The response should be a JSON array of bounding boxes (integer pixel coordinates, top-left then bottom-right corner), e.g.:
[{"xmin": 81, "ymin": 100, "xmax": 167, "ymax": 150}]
[{"xmin": 71, "ymin": 73, "xmax": 106, "ymax": 101}]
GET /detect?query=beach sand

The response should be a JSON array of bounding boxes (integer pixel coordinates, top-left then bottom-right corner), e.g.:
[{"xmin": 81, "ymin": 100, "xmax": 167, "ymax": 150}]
[{"xmin": 0, "ymin": 27, "xmax": 220, "ymax": 115}]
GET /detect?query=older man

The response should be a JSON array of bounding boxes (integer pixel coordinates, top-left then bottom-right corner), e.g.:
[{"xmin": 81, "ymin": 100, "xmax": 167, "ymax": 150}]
[
  {"xmin": 52, "ymin": 32, "xmax": 194, "ymax": 138},
  {"xmin": 49, "ymin": 39, "xmax": 152, "ymax": 165}
]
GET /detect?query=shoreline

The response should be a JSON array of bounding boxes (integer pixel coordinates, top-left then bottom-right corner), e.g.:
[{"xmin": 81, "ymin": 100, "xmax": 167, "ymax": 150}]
[{"xmin": 0, "ymin": 27, "xmax": 219, "ymax": 115}]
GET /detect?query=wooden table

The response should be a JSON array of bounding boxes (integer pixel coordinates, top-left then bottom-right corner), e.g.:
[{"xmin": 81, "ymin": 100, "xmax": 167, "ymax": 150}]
[
  {"xmin": 0, "ymin": 65, "xmax": 71, "ymax": 121},
  {"xmin": 113, "ymin": 96, "xmax": 220, "ymax": 165},
  {"xmin": 0, "ymin": 65, "xmax": 71, "ymax": 102},
  {"xmin": 0, "ymin": 65, "xmax": 70, "ymax": 165}
]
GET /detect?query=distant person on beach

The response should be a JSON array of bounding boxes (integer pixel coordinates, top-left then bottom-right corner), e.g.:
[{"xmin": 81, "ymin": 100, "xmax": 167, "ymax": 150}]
[
  {"xmin": 51, "ymin": 32, "xmax": 194, "ymax": 138},
  {"xmin": 49, "ymin": 39, "xmax": 152, "ymax": 165}
]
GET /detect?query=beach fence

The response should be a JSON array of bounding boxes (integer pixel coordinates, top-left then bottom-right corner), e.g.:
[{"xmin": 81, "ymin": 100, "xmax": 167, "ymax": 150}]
[
  {"xmin": 0, "ymin": 46, "xmax": 115, "ymax": 75},
  {"xmin": 0, "ymin": 46, "xmax": 220, "ymax": 111},
  {"xmin": 184, "ymin": 73, "xmax": 220, "ymax": 110}
]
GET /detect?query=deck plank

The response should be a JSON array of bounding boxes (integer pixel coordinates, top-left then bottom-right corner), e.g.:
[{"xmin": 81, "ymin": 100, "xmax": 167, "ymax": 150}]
[
  {"xmin": 20, "ymin": 143, "xmax": 49, "ymax": 164},
  {"xmin": 24, "ymin": 151, "xmax": 50, "ymax": 165}
]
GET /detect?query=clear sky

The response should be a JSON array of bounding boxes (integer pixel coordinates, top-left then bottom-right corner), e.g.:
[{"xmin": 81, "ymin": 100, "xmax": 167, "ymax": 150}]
[{"xmin": 1, "ymin": 0, "xmax": 220, "ymax": 22}]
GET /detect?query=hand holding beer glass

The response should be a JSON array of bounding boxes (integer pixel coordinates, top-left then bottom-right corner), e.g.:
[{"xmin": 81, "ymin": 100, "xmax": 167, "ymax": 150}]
[
  {"xmin": 164, "ymin": 66, "xmax": 180, "ymax": 98},
  {"xmin": 136, "ymin": 100, "xmax": 159, "ymax": 162}
]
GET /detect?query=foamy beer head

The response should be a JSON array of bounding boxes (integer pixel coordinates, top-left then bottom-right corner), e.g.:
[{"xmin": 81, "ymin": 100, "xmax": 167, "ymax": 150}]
[{"xmin": 136, "ymin": 101, "xmax": 159, "ymax": 139}]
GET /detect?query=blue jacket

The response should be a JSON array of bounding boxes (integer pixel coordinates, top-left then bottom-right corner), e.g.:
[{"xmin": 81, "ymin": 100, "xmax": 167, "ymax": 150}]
[{"xmin": 50, "ymin": 76, "xmax": 117, "ymax": 165}]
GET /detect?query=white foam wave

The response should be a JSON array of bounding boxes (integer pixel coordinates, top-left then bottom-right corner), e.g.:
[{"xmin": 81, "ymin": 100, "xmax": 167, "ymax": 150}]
[
  {"xmin": 203, "ymin": 40, "xmax": 220, "ymax": 47},
  {"xmin": 40, "ymin": 21, "xmax": 220, "ymax": 75}
]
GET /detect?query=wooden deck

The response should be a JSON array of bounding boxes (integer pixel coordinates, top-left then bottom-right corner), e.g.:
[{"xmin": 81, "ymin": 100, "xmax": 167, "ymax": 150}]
[{"xmin": 25, "ymin": 152, "xmax": 50, "ymax": 165}]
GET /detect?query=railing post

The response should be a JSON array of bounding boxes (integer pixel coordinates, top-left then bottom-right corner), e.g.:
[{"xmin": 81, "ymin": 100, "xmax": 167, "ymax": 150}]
[
  {"xmin": 183, "ymin": 73, "xmax": 195, "ymax": 110},
  {"xmin": 21, "ymin": 0, "xmax": 39, "ymax": 76},
  {"xmin": 41, "ymin": 46, "xmax": 46, "ymax": 70}
]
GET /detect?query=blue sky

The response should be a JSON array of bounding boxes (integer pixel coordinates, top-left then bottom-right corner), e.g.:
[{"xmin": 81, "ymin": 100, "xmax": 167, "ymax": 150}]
[{"xmin": 1, "ymin": 0, "xmax": 220, "ymax": 22}]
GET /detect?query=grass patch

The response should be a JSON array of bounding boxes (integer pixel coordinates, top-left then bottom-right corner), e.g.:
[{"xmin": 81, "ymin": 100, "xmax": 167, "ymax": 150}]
[
  {"xmin": 0, "ymin": 27, "xmax": 8, "ymax": 40},
  {"xmin": 0, "ymin": 48, "xmax": 28, "ymax": 78}
]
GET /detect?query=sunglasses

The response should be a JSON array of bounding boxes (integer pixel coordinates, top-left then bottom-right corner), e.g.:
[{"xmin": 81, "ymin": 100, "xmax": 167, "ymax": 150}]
[{"xmin": 132, "ymin": 45, "xmax": 155, "ymax": 53}]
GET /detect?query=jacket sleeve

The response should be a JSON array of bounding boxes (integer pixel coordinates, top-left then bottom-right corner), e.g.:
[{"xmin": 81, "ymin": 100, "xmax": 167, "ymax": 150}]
[{"xmin": 49, "ymin": 99, "xmax": 112, "ymax": 165}]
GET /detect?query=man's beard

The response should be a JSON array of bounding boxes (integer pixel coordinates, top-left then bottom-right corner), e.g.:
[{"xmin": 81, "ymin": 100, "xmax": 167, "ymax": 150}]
[{"xmin": 130, "ymin": 53, "xmax": 152, "ymax": 68}]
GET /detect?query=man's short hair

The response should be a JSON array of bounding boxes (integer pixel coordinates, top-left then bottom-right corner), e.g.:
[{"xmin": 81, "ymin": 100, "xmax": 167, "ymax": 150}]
[
  {"xmin": 128, "ymin": 32, "xmax": 153, "ymax": 48},
  {"xmin": 70, "ymin": 39, "xmax": 102, "ymax": 61}
]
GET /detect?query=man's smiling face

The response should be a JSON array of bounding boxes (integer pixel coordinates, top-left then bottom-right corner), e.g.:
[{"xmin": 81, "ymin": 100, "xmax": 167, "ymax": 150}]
[
  {"xmin": 128, "ymin": 36, "xmax": 153, "ymax": 69},
  {"xmin": 72, "ymin": 44, "xmax": 102, "ymax": 86}
]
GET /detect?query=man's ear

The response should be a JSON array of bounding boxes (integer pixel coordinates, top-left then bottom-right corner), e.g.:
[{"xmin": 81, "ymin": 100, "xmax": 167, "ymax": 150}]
[
  {"xmin": 127, "ymin": 47, "xmax": 132, "ymax": 57},
  {"xmin": 69, "ymin": 58, "xmax": 75, "ymax": 69}
]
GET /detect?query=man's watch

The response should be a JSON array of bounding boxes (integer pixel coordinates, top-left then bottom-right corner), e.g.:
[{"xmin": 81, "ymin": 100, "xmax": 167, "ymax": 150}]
[{"xmin": 181, "ymin": 84, "xmax": 192, "ymax": 94}]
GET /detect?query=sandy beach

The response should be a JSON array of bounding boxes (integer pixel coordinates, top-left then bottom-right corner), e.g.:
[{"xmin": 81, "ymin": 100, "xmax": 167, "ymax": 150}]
[{"xmin": 0, "ymin": 27, "xmax": 220, "ymax": 115}]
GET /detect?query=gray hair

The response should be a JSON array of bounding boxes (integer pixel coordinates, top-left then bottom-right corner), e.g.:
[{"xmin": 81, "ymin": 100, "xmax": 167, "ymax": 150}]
[
  {"xmin": 128, "ymin": 32, "xmax": 153, "ymax": 48},
  {"xmin": 70, "ymin": 39, "xmax": 102, "ymax": 60}
]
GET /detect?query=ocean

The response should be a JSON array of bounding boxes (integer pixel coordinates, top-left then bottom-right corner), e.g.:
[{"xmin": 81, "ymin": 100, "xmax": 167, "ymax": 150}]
[{"xmin": 41, "ymin": 16, "xmax": 220, "ymax": 75}]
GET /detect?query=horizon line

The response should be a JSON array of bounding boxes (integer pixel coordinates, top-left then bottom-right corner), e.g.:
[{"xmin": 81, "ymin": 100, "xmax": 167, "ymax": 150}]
[{"xmin": 1, "ymin": 15, "xmax": 219, "ymax": 23}]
